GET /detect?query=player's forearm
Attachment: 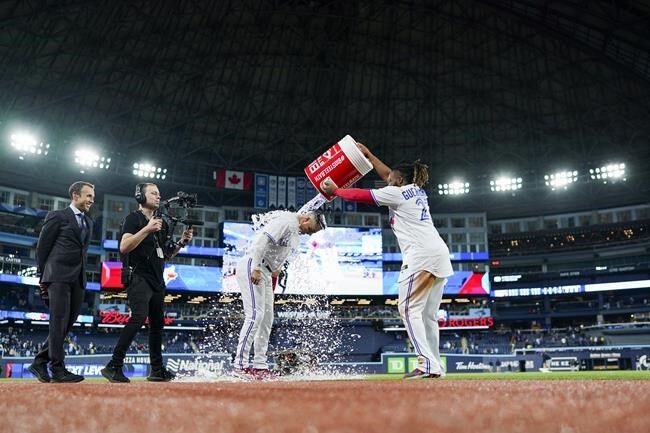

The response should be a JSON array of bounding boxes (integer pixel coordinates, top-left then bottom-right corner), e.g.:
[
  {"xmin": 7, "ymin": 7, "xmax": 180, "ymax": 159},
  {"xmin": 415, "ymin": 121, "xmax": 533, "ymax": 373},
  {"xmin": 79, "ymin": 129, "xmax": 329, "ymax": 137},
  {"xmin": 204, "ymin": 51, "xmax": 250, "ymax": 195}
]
[
  {"xmin": 367, "ymin": 154, "xmax": 391, "ymax": 181},
  {"xmin": 250, "ymin": 249, "xmax": 264, "ymax": 271},
  {"xmin": 333, "ymin": 188, "xmax": 376, "ymax": 205},
  {"xmin": 249, "ymin": 235, "xmax": 272, "ymax": 270}
]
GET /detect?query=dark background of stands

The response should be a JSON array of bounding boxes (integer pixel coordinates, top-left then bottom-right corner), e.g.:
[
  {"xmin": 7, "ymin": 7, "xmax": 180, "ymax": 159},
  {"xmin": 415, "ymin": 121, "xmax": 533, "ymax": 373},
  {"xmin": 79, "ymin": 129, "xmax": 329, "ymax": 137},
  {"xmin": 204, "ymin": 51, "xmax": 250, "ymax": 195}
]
[
  {"xmin": 1, "ymin": 0, "xmax": 650, "ymax": 364},
  {"xmin": 1, "ymin": 1, "xmax": 650, "ymax": 218}
]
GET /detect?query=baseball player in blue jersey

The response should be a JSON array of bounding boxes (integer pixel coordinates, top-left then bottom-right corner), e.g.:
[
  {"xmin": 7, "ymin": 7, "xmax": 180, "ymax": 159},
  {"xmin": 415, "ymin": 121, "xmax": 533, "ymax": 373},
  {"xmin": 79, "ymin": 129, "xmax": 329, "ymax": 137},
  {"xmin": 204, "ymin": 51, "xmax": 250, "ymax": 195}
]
[{"xmin": 322, "ymin": 142, "xmax": 453, "ymax": 379}]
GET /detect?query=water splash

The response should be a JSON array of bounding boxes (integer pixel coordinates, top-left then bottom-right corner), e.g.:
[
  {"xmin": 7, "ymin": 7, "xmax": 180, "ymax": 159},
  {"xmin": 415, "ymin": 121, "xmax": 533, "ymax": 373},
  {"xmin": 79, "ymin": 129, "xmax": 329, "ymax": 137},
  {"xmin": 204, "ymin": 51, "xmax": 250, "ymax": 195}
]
[
  {"xmin": 297, "ymin": 194, "xmax": 328, "ymax": 215},
  {"xmin": 189, "ymin": 298, "xmax": 243, "ymax": 380},
  {"xmin": 250, "ymin": 210, "xmax": 292, "ymax": 231},
  {"xmin": 195, "ymin": 196, "xmax": 361, "ymax": 380},
  {"xmin": 270, "ymin": 295, "xmax": 360, "ymax": 374},
  {"xmin": 193, "ymin": 295, "xmax": 361, "ymax": 381},
  {"xmin": 249, "ymin": 194, "xmax": 327, "ymax": 232}
]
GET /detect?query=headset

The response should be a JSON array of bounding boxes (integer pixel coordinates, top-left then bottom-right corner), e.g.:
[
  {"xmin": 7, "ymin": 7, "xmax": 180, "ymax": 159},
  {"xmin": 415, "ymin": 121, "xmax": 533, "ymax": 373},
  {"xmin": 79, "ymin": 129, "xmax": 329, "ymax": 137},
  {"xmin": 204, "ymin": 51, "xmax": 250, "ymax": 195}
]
[{"xmin": 134, "ymin": 183, "xmax": 148, "ymax": 205}]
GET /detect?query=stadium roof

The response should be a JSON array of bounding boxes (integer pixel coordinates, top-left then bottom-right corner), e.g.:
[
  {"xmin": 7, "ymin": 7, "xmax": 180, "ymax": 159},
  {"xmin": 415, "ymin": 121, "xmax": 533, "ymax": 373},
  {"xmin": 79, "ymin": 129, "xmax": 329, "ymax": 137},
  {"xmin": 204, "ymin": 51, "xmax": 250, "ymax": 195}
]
[{"xmin": 1, "ymin": 0, "xmax": 649, "ymax": 217}]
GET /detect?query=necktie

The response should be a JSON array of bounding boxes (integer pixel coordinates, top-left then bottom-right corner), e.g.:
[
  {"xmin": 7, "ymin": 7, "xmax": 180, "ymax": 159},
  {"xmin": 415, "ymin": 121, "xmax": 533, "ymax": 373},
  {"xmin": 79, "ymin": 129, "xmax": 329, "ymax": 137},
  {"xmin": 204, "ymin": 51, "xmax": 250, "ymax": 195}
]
[{"xmin": 79, "ymin": 213, "xmax": 88, "ymax": 242}]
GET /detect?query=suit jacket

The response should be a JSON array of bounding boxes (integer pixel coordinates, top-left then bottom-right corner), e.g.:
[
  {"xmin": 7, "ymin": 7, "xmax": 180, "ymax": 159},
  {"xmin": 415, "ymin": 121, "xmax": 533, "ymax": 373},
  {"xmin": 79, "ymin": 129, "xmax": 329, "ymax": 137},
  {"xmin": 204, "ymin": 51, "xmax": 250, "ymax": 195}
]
[{"xmin": 37, "ymin": 207, "xmax": 93, "ymax": 286}]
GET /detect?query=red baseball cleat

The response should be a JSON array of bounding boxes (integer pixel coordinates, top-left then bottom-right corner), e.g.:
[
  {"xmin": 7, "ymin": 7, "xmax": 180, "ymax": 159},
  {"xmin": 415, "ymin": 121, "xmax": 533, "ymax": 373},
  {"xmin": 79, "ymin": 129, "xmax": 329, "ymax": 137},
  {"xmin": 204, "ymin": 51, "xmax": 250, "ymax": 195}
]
[
  {"xmin": 403, "ymin": 368, "xmax": 444, "ymax": 380},
  {"xmin": 252, "ymin": 368, "xmax": 278, "ymax": 380},
  {"xmin": 231, "ymin": 367, "xmax": 255, "ymax": 380}
]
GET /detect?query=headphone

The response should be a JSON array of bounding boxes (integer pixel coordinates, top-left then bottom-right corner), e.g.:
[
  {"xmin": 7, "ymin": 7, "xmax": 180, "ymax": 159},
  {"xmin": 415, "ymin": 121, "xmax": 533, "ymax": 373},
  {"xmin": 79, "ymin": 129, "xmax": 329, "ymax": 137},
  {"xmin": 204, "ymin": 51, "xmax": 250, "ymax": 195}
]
[{"xmin": 134, "ymin": 183, "xmax": 148, "ymax": 205}]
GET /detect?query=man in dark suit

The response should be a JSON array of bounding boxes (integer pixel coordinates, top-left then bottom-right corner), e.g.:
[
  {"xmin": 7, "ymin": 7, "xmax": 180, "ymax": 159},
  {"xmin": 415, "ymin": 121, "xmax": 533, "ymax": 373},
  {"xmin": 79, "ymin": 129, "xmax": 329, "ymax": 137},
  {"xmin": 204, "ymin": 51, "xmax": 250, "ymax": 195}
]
[{"xmin": 28, "ymin": 181, "xmax": 95, "ymax": 383}]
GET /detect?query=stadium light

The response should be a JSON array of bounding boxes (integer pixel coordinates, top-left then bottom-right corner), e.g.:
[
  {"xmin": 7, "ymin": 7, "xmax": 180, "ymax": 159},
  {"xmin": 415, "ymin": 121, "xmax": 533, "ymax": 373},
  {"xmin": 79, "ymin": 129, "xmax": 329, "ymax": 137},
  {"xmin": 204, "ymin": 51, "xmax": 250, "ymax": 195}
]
[
  {"xmin": 74, "ymin": 148, "xmax": 111, "ymax": 173},
  {"xmin": 544, "ymin": 170, "xmax": 577, "ymax": 191},
  {"xmin": 438, "ymin": 181, "xmax": 470, "ymax": 195},
  {"xmin": 132, "ymin": 162, "xmax": 167, "ymax": 180},
  {"xmin": 490, "ymin": 176, "xmax": 522, "ymax": 192},
  {"xmin": 589, "ymin": 163, "xmax": 626, "ymax": 184},
  {"xmin": 9, "ymin": 131, "xmax": 49, "ymax": 159}
]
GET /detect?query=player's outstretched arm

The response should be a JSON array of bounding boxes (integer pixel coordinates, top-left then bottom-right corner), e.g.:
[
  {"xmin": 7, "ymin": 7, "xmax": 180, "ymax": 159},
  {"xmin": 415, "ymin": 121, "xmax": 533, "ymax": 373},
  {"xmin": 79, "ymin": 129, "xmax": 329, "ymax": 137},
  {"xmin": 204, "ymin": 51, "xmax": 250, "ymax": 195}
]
[
  {"xmin": 321, "ymin": 180, "xmax": 376, "ymax": 205},
  {"xmin": 356, "ymin": 142, "xmax": 391, "ymax": 182}
]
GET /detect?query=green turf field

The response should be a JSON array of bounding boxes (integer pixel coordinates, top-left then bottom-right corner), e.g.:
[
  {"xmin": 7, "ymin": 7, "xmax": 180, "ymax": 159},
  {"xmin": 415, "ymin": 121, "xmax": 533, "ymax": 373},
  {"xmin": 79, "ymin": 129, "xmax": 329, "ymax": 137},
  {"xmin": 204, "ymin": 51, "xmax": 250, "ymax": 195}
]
[
  {"xmin": 368, "ymin": 371, "xmax": 650, "ymax": 380},
  {"xmin": 1, "ymin": 370, "xmax": 650, "ymax": 382}
]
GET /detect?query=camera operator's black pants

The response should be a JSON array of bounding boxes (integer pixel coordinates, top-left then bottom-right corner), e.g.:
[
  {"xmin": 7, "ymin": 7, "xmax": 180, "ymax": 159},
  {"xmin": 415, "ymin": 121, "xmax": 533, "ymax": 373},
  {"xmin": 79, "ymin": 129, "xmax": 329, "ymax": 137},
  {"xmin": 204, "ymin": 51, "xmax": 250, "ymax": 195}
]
[{"xmin": 110, "ymin": 275, "xmax": 165, "ymax": 369}]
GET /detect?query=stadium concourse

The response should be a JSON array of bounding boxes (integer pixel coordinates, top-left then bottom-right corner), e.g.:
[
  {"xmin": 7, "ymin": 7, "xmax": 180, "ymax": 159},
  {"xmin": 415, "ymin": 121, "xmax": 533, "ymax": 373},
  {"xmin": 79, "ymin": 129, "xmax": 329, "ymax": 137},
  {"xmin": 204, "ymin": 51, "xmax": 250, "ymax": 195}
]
[{"xmin": 2, "ymin": 0, "xmax": 650, "ymax": 432}]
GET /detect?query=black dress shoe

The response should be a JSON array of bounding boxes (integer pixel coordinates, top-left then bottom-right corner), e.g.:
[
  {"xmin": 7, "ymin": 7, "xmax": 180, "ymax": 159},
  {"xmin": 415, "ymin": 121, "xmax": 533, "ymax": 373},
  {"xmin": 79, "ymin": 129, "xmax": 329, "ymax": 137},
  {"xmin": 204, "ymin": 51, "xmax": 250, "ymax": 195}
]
[
  {"xmin": 101, "ymin": 364, "xmax": 130, "ymax": 383},
  {"xmin": 51, "ymin": 369, "xmax": 84, "ymax": 383},
  {"xmin": 28, "ymin": 362, "xmax": 51, "ymax": 383},
  {"xmin": 147, "ymin": 366, "xmax": 175, "ymax": 382}
]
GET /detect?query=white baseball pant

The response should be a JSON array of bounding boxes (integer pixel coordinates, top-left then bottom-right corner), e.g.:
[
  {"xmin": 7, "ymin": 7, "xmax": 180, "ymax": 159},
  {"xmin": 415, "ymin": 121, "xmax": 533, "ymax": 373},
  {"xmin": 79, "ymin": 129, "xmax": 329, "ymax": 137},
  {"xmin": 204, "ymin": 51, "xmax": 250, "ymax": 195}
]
[
  {"xmin": 234, "ymin": 256, "xmax": 274, "ymax": 370},
  {"xmin": 398, "ymin": 271, "xmax": 447, "ymax": 375}
]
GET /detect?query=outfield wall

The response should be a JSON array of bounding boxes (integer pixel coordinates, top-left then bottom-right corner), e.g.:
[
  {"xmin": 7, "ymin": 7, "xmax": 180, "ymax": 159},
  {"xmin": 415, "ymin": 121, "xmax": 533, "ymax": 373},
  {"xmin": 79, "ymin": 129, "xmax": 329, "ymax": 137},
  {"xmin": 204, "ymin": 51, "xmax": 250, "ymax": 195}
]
[{"xmin": 2, "ymin": 346, "xmax": 649, "ymax": 378}]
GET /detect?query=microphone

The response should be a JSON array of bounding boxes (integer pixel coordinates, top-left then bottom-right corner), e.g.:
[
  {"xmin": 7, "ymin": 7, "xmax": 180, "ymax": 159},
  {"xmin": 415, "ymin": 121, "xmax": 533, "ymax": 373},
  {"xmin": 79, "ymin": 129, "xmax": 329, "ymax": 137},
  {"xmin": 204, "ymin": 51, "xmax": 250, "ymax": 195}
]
[{"xmin": 182, "ymin": 219, "xmax": 205, "ymax": 227}]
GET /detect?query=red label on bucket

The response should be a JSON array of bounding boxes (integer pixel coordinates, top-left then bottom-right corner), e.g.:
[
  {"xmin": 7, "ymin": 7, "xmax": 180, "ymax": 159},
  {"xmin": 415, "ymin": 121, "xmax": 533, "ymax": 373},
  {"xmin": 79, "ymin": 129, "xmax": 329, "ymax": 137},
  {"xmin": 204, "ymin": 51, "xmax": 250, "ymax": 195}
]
[{"xmin": 304, "ymin": 142, "xmax": 365, "ymax": 201}]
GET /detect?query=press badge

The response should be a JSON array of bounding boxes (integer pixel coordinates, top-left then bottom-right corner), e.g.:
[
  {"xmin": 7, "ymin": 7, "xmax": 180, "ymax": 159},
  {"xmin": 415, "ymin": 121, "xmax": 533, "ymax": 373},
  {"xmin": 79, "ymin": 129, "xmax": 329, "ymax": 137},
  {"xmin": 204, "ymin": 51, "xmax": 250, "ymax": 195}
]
[{"xmin": 156, "ymin": 247, "xmax": 164, "ymax": 258}]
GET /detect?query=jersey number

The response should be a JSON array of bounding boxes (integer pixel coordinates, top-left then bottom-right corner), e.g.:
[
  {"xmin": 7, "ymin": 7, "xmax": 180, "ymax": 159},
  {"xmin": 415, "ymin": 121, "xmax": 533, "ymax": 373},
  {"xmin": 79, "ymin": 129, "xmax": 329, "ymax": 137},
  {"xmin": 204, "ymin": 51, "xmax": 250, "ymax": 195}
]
[{"xmin": 415, "ymin": 198, "xmax": 430, "ymax": 221}]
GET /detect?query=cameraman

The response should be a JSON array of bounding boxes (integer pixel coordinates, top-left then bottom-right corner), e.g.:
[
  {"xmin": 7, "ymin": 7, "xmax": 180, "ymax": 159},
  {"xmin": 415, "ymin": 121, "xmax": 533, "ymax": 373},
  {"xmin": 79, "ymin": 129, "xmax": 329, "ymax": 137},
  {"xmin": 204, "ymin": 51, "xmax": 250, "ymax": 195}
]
[{"xmin": 101, "ymin": 183, "xmax": 192, "ymax": 383}]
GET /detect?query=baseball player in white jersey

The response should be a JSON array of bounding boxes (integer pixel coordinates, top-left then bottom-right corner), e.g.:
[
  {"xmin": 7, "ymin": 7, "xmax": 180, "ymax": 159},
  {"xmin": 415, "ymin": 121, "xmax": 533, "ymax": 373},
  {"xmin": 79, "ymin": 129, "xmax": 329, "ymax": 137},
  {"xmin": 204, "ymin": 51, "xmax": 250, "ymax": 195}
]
[
  {"xmin": 322, "ymin": 142, "xmax": 453, "ymax": 379},
  {"xmin": 233, "ymin": 210, "xmax": 327, "ymax": 379}
]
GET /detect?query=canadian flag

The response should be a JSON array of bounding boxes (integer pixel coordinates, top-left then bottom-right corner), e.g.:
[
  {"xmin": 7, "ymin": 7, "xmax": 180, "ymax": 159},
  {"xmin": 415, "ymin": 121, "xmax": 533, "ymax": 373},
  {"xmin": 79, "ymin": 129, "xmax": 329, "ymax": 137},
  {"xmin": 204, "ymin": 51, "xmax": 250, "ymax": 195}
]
[{"xmin": 214, "ymin": 169, "xmax": 253, "ymax": 190}]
